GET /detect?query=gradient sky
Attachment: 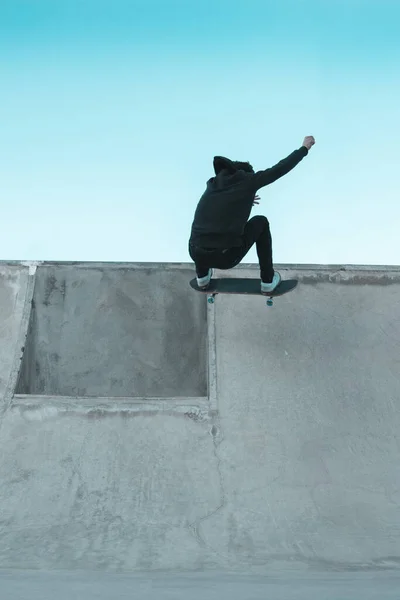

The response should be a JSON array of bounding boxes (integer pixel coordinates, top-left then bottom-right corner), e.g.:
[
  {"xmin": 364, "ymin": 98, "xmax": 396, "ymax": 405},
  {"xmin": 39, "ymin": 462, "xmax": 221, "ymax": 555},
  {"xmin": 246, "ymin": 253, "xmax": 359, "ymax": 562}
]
[{"xmin": 1, "ymin": 0, "xmax": 399, "ymax": 266}]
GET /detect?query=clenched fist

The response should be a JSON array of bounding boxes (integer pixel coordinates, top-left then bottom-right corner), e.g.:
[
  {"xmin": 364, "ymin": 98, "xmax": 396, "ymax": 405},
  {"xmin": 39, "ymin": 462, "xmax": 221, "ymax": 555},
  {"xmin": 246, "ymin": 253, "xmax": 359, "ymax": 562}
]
[{"xmin": 302, "ymin": 136, "xmax": 315, "ymax": 150}]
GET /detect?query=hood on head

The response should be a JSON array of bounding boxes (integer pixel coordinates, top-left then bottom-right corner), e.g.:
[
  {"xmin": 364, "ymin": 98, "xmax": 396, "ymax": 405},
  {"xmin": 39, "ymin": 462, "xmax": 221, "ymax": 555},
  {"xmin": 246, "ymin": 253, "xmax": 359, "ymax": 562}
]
[{"xmin": 213, "ymin": 156, "xmax": 254, "ymax": 175}]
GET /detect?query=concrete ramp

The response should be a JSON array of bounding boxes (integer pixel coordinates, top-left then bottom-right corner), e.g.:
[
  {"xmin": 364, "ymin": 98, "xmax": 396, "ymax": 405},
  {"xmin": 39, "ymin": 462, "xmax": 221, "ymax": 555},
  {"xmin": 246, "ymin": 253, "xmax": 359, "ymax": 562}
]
[{"xmin": 0, "ymin": 262, "xmax": 400, "ymax": 576}]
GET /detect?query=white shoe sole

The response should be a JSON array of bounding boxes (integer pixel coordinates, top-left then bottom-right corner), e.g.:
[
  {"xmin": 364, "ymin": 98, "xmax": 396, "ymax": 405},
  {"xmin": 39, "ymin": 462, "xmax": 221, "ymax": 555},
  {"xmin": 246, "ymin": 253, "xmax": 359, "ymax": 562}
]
[{"xmin": 197, "ymin": 269, "xmax": 213, "ymax": 288}]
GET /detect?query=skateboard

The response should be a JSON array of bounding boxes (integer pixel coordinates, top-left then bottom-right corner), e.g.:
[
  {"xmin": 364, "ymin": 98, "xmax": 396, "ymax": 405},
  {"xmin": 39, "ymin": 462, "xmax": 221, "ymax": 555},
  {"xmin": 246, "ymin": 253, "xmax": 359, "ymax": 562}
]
[{"xmin": 190, "ymin": 277, "xmax": 298, "ymax": 306}]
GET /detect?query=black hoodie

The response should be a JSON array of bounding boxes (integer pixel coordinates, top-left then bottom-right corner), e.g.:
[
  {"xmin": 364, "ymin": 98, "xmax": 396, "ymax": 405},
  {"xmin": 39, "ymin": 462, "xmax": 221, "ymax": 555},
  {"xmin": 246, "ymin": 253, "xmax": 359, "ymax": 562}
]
[{"xmin": 189, "ymin": 146, "xmax": 308, "ymax": 249}]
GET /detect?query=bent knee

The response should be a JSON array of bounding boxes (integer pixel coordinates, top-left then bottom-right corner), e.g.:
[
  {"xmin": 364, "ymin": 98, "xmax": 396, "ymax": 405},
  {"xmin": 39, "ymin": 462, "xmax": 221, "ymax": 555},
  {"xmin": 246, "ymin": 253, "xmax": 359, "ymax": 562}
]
[{"xmin": 250, "ymin": 215, "xmax": 270, "ymax": 228}]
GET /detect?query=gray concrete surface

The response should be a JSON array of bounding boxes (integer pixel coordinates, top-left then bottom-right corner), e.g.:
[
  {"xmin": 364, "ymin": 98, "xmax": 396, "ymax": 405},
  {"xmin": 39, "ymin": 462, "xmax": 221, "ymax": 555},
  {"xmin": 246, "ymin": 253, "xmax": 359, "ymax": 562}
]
[
  {"xmin": 1, "ymin": 262, "xmax": 400, "ymax": 592},
  {"xmin": 0, "ymin": 264, "xmax": 31, "ymax": 403},
  {"xmin": 16, "ymin": 264, "xmax": 207, "ymax": 398},
  {"xmin": 1, "ymin": 569, "xmax": 400, "ymax": 599}
]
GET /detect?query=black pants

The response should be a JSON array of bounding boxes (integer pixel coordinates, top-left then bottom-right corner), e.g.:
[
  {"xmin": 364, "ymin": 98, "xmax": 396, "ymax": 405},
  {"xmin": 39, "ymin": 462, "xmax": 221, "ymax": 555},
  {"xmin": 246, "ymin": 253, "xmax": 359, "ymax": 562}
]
[{"xmin": 189, "ymin": 216, "xmax": 274, "ymax": 283}]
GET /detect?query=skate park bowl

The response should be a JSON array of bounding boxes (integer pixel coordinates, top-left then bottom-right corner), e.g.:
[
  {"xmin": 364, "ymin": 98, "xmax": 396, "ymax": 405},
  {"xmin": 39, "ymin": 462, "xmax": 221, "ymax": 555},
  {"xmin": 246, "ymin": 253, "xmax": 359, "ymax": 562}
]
[{"xmin": 1, "ymin": 261, "xmax": 400, "ymax": 599}]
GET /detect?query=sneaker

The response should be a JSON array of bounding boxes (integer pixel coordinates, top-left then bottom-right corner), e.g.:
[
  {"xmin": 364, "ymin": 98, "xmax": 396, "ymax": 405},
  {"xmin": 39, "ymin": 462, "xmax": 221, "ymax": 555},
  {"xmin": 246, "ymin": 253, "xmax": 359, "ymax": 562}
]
[
  {"xmin": 261, "ymin": 271, "xmax": 281, "ymax": 294},
  {"xmin": 197, "ymin": 268, "xmax": 213, "ymax": 289}
]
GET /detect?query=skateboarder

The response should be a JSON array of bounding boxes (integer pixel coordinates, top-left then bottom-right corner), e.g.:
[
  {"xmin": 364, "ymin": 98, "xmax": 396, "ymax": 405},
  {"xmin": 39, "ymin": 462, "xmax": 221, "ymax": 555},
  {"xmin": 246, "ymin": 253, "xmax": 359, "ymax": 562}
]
[{"xmin": 188, "ymin": 136, "xmax": 315, "ymax": 291}]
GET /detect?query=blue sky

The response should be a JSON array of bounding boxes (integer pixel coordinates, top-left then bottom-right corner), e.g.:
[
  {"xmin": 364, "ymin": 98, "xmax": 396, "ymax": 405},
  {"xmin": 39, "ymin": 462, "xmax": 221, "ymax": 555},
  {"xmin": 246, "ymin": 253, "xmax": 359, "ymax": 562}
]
[{"xmin": 1, "ymin": 0, "xmax": 399, "ymax": 265}]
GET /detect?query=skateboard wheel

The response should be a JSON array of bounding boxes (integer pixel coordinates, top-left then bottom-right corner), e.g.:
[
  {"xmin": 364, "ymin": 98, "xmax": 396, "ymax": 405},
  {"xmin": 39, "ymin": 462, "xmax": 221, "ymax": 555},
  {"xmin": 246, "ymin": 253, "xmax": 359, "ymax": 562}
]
[
  {"xmin": 266, "ymin": 299, "xmax": 273, "ymax": 307},
  {"xmin": 208, "ymin": 296, "xmax": 215, "ymax": 304}
]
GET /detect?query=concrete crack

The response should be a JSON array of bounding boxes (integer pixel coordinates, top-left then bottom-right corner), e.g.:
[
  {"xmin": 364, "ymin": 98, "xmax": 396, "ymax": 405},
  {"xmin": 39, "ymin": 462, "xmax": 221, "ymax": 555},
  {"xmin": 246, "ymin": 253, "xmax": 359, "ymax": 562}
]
[{"xmin": 187, "ymin": 413, "xmax": 226, "ymax": 557}]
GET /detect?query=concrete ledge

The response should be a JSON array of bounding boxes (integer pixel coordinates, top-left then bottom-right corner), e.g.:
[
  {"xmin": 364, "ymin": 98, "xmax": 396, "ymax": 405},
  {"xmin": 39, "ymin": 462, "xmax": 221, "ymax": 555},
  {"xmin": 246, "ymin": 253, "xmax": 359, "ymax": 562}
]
[{"xmin": 12, "ymin": 394, "xmax": 211, "ymax": 417}]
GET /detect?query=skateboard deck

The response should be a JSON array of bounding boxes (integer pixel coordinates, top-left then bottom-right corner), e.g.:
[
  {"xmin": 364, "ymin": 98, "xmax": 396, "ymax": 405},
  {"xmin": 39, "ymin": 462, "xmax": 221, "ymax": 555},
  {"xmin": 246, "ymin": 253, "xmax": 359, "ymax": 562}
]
[{"xmin": 190, "ymin": 277, "xmax": 298, "ymax": 306}]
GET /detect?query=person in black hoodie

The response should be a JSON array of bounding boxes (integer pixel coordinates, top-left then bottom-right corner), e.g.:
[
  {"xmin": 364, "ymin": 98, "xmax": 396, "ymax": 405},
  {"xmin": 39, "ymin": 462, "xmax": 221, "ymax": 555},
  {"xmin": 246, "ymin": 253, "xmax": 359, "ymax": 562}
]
[{"xmin": 189, "ymin": 135, "xmax": 315, "ymax": 292}]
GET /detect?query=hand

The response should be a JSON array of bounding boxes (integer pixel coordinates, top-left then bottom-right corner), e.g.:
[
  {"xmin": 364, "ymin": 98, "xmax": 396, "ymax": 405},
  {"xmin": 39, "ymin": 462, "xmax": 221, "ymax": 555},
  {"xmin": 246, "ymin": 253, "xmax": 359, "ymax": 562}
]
[
  {"xmin": 253, "ymin": 194, "xmax": 261, "ymax": 206},
  {"xmin": 302, "ymin": 136, "xmax": 315, "ymax": 150}
]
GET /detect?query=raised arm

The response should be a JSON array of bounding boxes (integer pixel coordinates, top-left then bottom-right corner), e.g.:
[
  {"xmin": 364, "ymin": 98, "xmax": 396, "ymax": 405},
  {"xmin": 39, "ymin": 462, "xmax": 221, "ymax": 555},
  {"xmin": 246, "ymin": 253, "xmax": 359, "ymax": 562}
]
[{"xmin": 251, "ymin": 136, "xmax": 315, "ymax": 190}]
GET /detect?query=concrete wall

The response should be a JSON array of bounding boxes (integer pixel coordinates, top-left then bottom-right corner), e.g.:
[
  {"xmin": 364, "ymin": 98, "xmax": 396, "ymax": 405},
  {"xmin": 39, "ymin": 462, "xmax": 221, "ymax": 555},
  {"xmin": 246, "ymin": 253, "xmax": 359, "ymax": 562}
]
[
  {"xmin": 0, "ymin": 264, "xmax": 32, "ymax": 404},
  {"xmin": 16, "ymin": 264, "xmax": 207, "ymax": 398},
  {"xmin": 1, "ymin": 262, "xmax": 400, "ymax": 572}
]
